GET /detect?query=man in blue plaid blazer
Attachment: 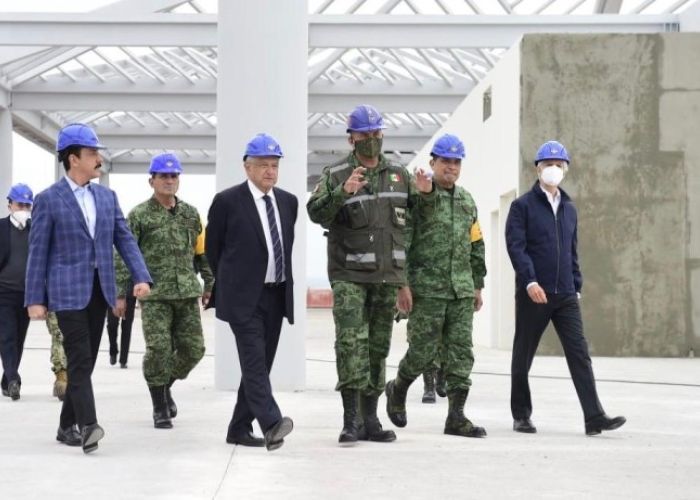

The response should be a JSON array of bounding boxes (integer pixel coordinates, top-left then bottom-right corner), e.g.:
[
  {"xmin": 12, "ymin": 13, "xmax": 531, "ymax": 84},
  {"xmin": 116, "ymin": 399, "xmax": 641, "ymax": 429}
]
[{"xmin": 25, "ymin": 123, "xmax": 152, "ymax": 454}]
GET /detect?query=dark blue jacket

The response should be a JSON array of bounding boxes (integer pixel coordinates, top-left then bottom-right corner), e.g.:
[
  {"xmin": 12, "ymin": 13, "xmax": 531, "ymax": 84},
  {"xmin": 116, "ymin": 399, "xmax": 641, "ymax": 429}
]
[{"xmin": 505, "ymin": 182, "xmax": 582, "ymax": 295}]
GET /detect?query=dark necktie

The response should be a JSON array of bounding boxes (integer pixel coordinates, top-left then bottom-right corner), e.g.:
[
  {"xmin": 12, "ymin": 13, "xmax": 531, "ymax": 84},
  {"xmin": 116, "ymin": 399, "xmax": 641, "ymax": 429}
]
[{"xmin": 263, "ymin": 194, "xmax": 284, "ymax": 282}]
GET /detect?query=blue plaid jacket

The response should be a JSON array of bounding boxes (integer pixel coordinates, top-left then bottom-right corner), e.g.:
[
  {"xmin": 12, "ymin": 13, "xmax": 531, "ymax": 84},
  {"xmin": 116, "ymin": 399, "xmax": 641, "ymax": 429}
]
[{"xmin": 25, "ymin": 177, "xmax": 151, "ymax": 311}]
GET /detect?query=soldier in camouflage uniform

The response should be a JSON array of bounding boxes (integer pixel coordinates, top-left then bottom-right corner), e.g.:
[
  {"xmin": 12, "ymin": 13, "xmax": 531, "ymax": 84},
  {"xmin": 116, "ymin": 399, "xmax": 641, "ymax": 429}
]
[
  {"xmin": 116, "ymin": 152, "xmax": 213, "ymax": 429},
  {"xmin": 46, "ymin": 312, "xmax": 67, "ymax": 401},
  {"xmin": 307, "ymin": 105, "xmax": 434, "ymax": 446},
  {"xmin": 386, "ymin": 134, "xmax": 488, "ymax": 438}
]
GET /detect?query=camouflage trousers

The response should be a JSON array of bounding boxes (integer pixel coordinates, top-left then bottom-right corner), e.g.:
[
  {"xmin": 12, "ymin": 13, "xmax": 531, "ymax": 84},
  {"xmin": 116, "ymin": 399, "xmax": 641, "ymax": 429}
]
[
  {"xmin": 398, "ymin": 296, "xmax": 475, "ymax": 391},
  {"xmin": 141, "ymin": 298, "xmax": 205, "ymax": 387},
  {"xmin": 46, "ymin": 312, "xmax": 67, "ymax": 373},
  {"xmin": 332, "ymin": 281, "xmax": 397, "ymax": 397}
]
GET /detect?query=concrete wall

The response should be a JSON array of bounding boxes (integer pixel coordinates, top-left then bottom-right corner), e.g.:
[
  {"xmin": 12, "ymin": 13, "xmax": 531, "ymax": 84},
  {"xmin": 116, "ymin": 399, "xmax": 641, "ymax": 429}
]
[
  {"xmin": 520, "ymin": 34, "xmax": 696, "ymax": 356},
  {"xmin": 408, "ymin": 45, "xmax": 521, "ymax": 349}
]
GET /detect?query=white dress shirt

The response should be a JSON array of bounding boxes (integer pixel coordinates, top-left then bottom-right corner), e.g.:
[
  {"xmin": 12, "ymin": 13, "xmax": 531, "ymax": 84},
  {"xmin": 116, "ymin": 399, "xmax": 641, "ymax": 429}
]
[
  {"xmin": 539, "ymin": 183, "xmax": 561, "ymax": 215},
  {"xmin": 247, "ymin": 180, "xmax": 285, "ymax": 283},
  {"xmin": 65, "ymin": 175, "xmax": 96, "ymax": 239}
]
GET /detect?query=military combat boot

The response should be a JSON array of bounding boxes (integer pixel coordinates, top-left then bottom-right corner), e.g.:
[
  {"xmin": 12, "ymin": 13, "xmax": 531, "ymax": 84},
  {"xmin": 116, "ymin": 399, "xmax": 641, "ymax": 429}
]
[
  {"xmin": 385, "ymin": 373, "xmax": 413, "ymax": 428},
  {"xmin": 444, "ymin": 389, "xmax": 486, "ymax": 438},
  {"xmin": 338, "ymin": 389, "xmax": 359, "ymax": 446},
  {"xmin": 435, "ymin": 368, "xmax": 447, "ymax": 398},
  {"xmin": 358, "ymin": 394, "xmax": 397, "ymax": 442},
  {"xmin": 166, "ymin": 378, "xmax": 177, "ymax": 418},
  {"xmin": 53, "ymin": 370, "xmax": 67, "ymax": 401},
  {"xmin": 422, "ymin": 370, "xmax": 436, "ymax": 404},
  {"xmin": 149, "ymin": 386, "xmax": 173, "ymax": 429}
]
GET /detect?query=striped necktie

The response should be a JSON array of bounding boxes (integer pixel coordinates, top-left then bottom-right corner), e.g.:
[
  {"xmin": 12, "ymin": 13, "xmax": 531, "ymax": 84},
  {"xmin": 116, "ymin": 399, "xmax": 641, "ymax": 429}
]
[{"xmin": 263, "ymin": 194, "xmax": 284, "ymax": 282}]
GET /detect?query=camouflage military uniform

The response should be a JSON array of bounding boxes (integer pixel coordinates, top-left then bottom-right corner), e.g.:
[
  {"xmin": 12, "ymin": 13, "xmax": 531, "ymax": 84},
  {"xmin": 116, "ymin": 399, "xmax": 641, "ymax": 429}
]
[
  {"xmin": 307, "ymin": 153, "xmax": 434, "ymax": 396},
  {"xmin": 117, "ymin": 197, "xmax": 213, "ymax": 387},
  {"xmin": 46, "ymin": 312, "xmax": 67, "ymax": 400},
  {"xmin": 398, "ymin": 184, "xmax": 486, "ymax": 391},
  {"xmin": 46, "ymin": 312, "xmax": 67, "ymax": 374}
]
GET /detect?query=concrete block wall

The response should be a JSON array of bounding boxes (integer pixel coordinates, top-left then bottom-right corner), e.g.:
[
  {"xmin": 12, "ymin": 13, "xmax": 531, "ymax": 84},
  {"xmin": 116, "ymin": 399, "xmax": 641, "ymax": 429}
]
[{"xmin": 520, "ymin": 34, "xmax": 697, "ymax": 356}]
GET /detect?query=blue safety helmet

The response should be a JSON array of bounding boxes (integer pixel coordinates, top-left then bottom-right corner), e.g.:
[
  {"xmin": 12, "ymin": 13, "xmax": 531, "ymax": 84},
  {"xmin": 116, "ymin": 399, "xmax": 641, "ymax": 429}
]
[
  {"xmin": 149, "ymin": 152, "xmax": 183, "ymax": 175},
  {"xmin": 56, "ymin": 123, "xmax": 106, "ymax": 152},
  {"xmin": 346, "ymin": 104, "xmax": 386, "ymax": 133},
  {"xmin": 431, "ymin": 134, "xmax": 465, "ymax": 159},
  {"xmin": 534, "ymin": 140, "xmax": 570, "ymax": 165},
  {"xmin": 243, "ymin": 133, "xmax": 284, "ymax": 161},
  {"xmin": 7, "ymin": 183, "xmax": 33, "ymax": 205}
]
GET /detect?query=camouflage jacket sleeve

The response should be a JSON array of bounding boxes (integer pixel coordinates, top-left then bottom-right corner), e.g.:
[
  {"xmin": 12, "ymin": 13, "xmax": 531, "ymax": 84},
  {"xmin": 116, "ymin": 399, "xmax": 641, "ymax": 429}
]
[
  {"xmin": 470, "ymin": 207, "xmax": 486, "ymax": 289},
  {"xmin": 192, "ymin": 218, "xmax": 214, "ymax": 293},
  {"xmin": 405, "ymin": 169, "xmax": 438, "ymax": 252},
  {"xmin": 114, "ymin": 251, "xmax": 130, "ymax": 298},
  {"xmin": 115, "ymin": 210, "xmax": 141, "ymax": 297},
  {"xmin": 306, "ymin": 166, "xmax": 351, "ymax": 228}
]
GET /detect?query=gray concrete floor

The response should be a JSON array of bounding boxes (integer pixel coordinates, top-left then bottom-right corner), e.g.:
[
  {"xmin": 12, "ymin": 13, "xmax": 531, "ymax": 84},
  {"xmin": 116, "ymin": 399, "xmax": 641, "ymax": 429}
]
[{"xmin": 0, "ymin": 309, "xmax": 698, "ymax": 500}]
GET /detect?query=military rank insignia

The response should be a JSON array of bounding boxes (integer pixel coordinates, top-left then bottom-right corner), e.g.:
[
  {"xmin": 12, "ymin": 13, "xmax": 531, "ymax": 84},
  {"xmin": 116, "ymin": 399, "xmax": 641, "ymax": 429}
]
[{"xmin": 394, "ymin": 207, "xmax": 406, "ymax": 226}]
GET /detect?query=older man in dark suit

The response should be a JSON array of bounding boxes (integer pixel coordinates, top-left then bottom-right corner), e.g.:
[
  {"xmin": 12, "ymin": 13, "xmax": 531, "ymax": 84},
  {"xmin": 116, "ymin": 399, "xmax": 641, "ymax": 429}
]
[
  {"xmin": 25, "ymin": 123, "xmax": 152, "ymax": 454},
  {"xmin": 206, "ymin": 133, "xmax": 297, "ymax": 452}
]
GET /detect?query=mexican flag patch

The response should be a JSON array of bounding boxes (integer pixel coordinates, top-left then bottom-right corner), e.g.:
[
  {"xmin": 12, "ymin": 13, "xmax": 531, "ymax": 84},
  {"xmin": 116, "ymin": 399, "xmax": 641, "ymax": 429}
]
[{"xmin": 390, "ymin": 173, "xmax": 401, "ymax": 183}]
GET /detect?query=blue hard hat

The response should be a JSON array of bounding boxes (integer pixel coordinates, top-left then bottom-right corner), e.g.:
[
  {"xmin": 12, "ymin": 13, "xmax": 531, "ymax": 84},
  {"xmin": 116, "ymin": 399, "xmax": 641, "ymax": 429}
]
[
  {"xmin": 534, "ymin": 140, "xmax": 570, "ymax": 165},
  {"xmin": 243, "ymin": 133, "xmax": 283, "ymax": 160},
  {"xmin": 56, "ymin": 123, "xmax": 106, "ymax": 152},
  {"xmin": 149, "ymin": 152, "xmax": 183, "ymax": 174},
  {"xmin": 346, "ymin": 104, "xmax": 386, "ymax": 133},
  {"xmin": 431, "ymin": 134, "xmax": 465, "ymax": 159},
  {"xmin": 7, "ymin": 183, "xmax": 34, "ymax": 205}
]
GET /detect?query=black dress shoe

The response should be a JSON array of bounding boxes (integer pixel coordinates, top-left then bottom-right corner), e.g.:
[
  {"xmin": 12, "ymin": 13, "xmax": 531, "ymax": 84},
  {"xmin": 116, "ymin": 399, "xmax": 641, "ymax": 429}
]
[
  {"xmin": 56, "ymin": 425, "xmax": 82, "ymax": 446},
  {"xmin": 513, "ymin": 418, "xmax": 537, "ymax": 433},
  {"xmin": 81, "ymin": 423, "xmax": 105, "ymax": 454},
  {"xmin": 120, "ymin": 362, "xmax": 127, "ymax": 369},
  {"xmin": 109, "ymin": 353, "xmax": 117, "ymax": 366},
  {"xmin": 227, "ymin": 431, "xmax": 265, "ymax": 447},
  {"xmin": 8, "ymin": 380, "xmax": 20, "ymax": 401},
  {"xmin": 264, "ymin": 417, "xmax": 293, "ymax": 451},
  {"xmin": 585, "ymin": 414, "xmax": 626, "ymax": 436}
]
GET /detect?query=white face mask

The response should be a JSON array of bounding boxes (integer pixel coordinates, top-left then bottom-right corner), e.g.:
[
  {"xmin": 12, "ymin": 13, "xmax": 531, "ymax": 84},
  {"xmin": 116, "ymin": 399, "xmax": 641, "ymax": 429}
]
[
  {"xmin": 540, "ymin": 166, "xmax": 564, "ymax": 187},
  {"xmin": 11, "ymin": 210, "xmax": 31, "ymax": 227}
]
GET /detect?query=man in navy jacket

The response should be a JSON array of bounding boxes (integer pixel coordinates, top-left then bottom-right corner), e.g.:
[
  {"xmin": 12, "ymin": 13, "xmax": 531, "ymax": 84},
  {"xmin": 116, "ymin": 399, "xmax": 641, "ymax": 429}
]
[{"xmin": 505, "ymin": 140, "xmax": 625, "ymax": 436}]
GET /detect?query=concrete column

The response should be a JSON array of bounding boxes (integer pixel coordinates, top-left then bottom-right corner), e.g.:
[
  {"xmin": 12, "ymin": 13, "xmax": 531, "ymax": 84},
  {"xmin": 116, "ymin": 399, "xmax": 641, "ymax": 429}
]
[
  {"xmin": 0, "ymin": 109, "xmax": 12, "ymax": 213},
  {"xmin": 215, "ymin": 0, "xmax": 307, "ymax": 390}
]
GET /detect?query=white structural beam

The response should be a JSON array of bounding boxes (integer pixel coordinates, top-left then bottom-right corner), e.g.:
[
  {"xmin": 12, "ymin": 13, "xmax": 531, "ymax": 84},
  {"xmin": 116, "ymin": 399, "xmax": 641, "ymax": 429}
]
[
  {"xmin": 90, "ymin": 133, "xmax": 432, "ymax": 151},
  {"xmin": 595, "ymin": 0, "xmax": 624, "ymax": 13},
  {"xmin": 215, "ymin": 0, "xmax": 307, "ymax": 391},
  {"xmin": 0, "ymin": 14, "xmax": 217, "ymax": 47},
  {"xmin": 93, "ymin": 121, "xmax": 436, "ymax": 151},
  {"xmin": 12, "ymin": 80, "xmax": 468, "ymax": 113},
  {"xmin": 0, "ymin": 14, "xmax": 679, "ymax": 48},
  {"xmin": 11, "ymin": 110, "xmax": 61, "ymax": 152},
  {"xmin": 308, "ymin": 15, "xmax": 679, "ymax": 48},
  {"xmin": 0, "ymin": 109, "xmax": 13, "ymax": 205}
]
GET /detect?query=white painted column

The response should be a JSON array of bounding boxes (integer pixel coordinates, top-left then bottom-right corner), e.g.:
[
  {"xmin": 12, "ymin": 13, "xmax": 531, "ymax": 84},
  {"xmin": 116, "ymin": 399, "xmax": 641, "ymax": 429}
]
[
  {"xmin": 0, "ymin": 109, "xmax": 13, "ymax": 211},
  {"xmin": 215, "ymin": 0, "xmax": 307, "ymax": 390}
]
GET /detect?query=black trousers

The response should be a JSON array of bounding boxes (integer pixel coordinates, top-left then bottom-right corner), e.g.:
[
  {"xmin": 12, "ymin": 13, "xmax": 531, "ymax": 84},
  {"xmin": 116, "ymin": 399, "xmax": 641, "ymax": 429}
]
[
  {"xmin": 0, "ymin": 290, "xmax": 30, "ymax": 389},
  {"xmin": 227, "ymin": 285, "xmax": 285, "ymax": 437},
  {"xmin": 56, "ymin": 274, "xmax": 108, "ymax": 429},
  {"xmin": 106, "ymin": 293, "xmax": 136, "ymax": 365},
  {"xmin": 510, "ymin": 288, "xmax": 604, "ymax": 422}
]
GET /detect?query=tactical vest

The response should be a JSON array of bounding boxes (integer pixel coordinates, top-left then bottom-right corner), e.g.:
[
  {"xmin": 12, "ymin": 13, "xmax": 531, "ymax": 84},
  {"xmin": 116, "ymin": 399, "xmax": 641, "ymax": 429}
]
[{"xmin": 325, "ymin": 158, "xmax": 410, "ymax": 284}]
